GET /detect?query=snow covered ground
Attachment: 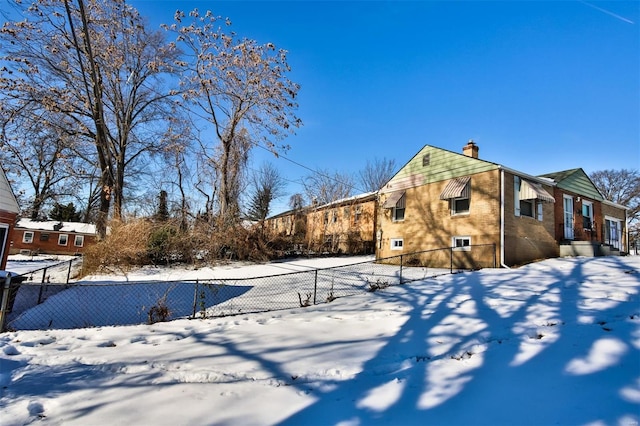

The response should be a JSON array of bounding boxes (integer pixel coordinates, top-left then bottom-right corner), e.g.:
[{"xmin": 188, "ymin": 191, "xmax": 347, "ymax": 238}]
[{"xmin": 1, "ymin": 255, "xmax": 639, "ymax": 425}]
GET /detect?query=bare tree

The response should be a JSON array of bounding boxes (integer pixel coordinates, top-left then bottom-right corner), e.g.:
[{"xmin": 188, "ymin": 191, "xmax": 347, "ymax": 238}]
[
  {"xmin": 303, "ymin": 170, "xmax": 355, "ymax": 206},
  {"xmin": 1, "ymin": 0, "xmax": 179, "ymax": 237},
  {"xmin": 0, "ymin": 108, "xmax": 81, "ymax": 219},
  {"xmin": 164, "ymin": 10, "xmax": 302, "ymax": 225},
  {"xmin": 289, "ymin": 193, "xmax": 305, "ymax": 211},
  {"xmin": 590, "ymin": 169, "xmax": 640, "ymax": 223},
  {"xmin": 358, "ymin": 157, "xmax": 397, "ymax": 192},
  {"xmin": 245, "ymin": 162, "xmax": 287, "ymax": 221}
]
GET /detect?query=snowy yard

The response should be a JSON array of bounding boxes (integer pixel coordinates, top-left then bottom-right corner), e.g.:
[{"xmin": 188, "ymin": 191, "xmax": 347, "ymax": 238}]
[{"xmin": 1, "ymin": 255, "xmax": 639, "ymax": 425}]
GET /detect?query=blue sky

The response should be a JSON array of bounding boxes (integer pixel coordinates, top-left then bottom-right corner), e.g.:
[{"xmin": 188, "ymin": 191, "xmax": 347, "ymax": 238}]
[{"xmin": 131, "ymin": 0, "xmax": 639, "ymax": 214}]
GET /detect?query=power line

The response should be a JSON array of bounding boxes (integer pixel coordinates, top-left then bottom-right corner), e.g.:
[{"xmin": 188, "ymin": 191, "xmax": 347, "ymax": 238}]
[{"xmin": 254, "ymin": 143, "xmax": 368, "ymax": 194}]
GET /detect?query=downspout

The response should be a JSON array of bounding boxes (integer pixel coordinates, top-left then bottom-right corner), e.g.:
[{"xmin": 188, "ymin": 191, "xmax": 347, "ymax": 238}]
[{"xmin": 500, "ymin": 169, "xmax": 510, "ymax": 268}]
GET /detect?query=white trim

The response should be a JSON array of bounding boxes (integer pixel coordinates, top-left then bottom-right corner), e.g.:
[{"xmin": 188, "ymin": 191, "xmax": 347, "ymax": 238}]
[
  {"xmin": 58, "ymin": 234, "xmax": 69, "ymax": 246},
  {"xmin": 22, "ymin": 231, "xmax": 34, "ymax": 244},
  {"xmin": 74, "ymin": 235, "xmax": 85, "ymax": 247},
  {"xmin": 582, "ymin": 200, "xmax": 593, "ymax": 229},
  {"xmin": 514, "ymin": 176, "xmax": 521, "ymax": 217},
  {"xmin": 452, "ymin": 236, "xmax": 471, "ymax": 251},
  {"xmin": 563, "ymin": 194, "xmax": 574, "ymax": 240},
  {"xmin": 390, "ymin": 238, "xmax": 404, "ymax": 250},
  {"xmin": 0, "ymin": 223, "xmax": 9, "ymax": 266}
]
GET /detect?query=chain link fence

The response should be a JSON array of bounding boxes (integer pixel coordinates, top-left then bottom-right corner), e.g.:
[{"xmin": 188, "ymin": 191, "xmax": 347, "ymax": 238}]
[{"xmin": 1, "ymin": 244, "xmax": 496, "ymax": 331}]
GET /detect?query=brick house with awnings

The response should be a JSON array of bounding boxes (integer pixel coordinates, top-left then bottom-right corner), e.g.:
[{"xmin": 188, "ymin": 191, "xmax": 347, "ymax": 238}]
[
  {"xmin": 376, "ymin": 141, "xmax": 627, "ymax": 267},
  {"xmin": 378, "ymin": 141, "xmax": 559, "ymax": 267}
]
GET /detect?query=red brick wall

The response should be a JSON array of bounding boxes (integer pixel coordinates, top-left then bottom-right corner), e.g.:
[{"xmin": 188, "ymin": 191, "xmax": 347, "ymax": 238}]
[{"xmin": 10, "ymin": 228, "xmax": 97, "ymax": 256}]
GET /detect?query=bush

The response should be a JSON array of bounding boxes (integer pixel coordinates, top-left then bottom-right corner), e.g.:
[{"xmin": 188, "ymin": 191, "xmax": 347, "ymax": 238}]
[
  {"xmin": 147, "ymin": 225, "xmax": 178, "ymax": 265},
  {"xmin": 83, "ymin": 219, "xmax": 153, "ymax": 275}
]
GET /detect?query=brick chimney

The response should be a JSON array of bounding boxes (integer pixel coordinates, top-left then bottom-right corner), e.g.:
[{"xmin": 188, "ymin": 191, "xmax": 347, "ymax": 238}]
[{"xmin": 463, "ymin": 139, "xmax": 479, "ymax": 158}]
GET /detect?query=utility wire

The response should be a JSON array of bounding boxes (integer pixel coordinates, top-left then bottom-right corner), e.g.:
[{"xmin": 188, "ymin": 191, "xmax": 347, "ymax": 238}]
[{"xmin": 255, "ymin": 143, "xmax": 368, "ymax": 194}]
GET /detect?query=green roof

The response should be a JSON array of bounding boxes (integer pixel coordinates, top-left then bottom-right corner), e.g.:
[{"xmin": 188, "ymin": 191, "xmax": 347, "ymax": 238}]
[{"xmin": 539, "ymin": 168, "xmax": 603, "ymax": 201}]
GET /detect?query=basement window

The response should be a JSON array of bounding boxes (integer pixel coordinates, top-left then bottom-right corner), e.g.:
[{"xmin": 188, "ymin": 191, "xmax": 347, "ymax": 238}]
[
  {"xmin": 452, "ymin": 236, "xmax": 471, "ymax": 251},
  {"xmin": 391, "ymin": 238, "xmax": 404, "ymax": 250}
]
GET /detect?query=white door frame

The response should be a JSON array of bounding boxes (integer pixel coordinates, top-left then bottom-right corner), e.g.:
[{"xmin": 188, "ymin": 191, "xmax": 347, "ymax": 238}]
[
  {"xmin": 0, "ymin": 223, "xmax": 9, "ymax": 268},
  {"xmin": 563, "ymin": 195, "xmax": 574, "ymax": 240},
  {"xmin": 605, "ymin": 216, "xmax": 622, "ymax": 250}
]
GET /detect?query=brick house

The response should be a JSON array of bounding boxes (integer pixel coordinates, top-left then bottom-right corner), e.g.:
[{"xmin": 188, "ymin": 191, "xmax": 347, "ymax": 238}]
[
  {"xmin": 376, "ymin": 141, "xmax": 628, "ymax": 267},
  {"xmin": 378, "ymin": 142, "xmax": 559, "ymax": 267},
  {"xmin": 305, "ymin": 192, "xmax": 377, "ymax": 254},
  {"xmin": 540, "ymin": 168, "xmax": 627, "ymax": 256},
  {"xmin": 11, "ymin": 219, "xmax": 97, "ymax": 256},
  {"xmin": 0, "ymin": 167, "xmax": 20, "ymax": 270},
  {"xmin": 264, "ymin": 192, "xmax": 377, "ymax": 255}
]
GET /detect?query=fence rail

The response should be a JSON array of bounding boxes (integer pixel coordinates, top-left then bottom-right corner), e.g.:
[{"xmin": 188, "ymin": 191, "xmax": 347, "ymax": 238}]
[{"xmin": 1, "ymin": 244, "xmax": 496, "ymax": 332}]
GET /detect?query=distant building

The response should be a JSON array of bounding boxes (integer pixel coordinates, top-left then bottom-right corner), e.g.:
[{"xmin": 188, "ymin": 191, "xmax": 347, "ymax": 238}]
[{"xmin": 11, "ymin": 219, "xmax": 98, "ymax": 256}]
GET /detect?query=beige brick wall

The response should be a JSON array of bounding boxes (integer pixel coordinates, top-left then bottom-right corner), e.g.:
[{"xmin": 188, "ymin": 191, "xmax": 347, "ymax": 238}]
[
  {"xmin": 306, "ymin": 199, "xmax": 376, "ymax": 253},
  {"xmin": 377, "ymin": 170, "xmax": 501, "ymax": 266},
  {"xmin": 502, "ymin": 171, "xmax": 558, "ymax": 265},
  {"xmin": 377, "ymin": 169, "xmax": 559, "ymax": 267}
]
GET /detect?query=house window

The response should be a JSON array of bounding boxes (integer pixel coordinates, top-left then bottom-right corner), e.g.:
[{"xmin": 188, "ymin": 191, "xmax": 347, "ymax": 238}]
[
  {"xmin": 452, "ymin": 236, "xmax": 471, "ymax": 251},
  {"xmin": 392, "ymin": 194, "xmax": 406, "ymax": 222},
  {"xmin": 40, "ymin": 233, "xmax": 49, "ymax": 241},
  {"xmin": 23, "ymin": 231, "xmax": 34, "ymax": 244},
  {"xmin": 332, "ymin": 210, "xmax": 338, "ymax": 223},
  {"xmin": 393, "ymin": 205, "xmax": 405, "ymax": 222},
  {"xmin": 440, "ymin": 176, "xmax": 471, "ymax": 215},
  {"xmin": 74, "ymin": 235, "xmax": 84, "ymax": 247},
  {"xmin": 354, "ymin": 206, "xmax": 362, "ymax": 223},
  {"xmin": 582, "ymin": 201, "xmax": 593, "ymax": 229},
  {"xmin": 390, "ymin": 238, "xmax": 404, "ymax": 250},
  {"xmin": 58, "ymin": 234, "xmax": 69, "ymax": 246},
  {"xmin": 324, "ymin": 212, "xmax": 329, "ymax": 225},
  {"xmin": 514, "ymin": 176, "xmax": 551, "ymax": 221},
  {"xmin": 520, "ymin": 199, "xmax": 534, "ymax": 218},
  {"xmin": 452, "ymin": 197, "xmax": 470, "ymax": 215}
]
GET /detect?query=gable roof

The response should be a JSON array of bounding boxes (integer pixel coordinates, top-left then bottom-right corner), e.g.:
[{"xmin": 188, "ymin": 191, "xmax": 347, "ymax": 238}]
[
  {"xmin": 0, "ymin": 167, "xmax": 19, "ymax": 214},
  {"xmin": 16, "ymin": 219, "xmax": 97, "ymax": 235},
  {"xmin": 381, "ymin": 145, "xmax": 500, "ymax": 193},
  {"xmin": 538, "ymin": 168, "xmax": 604, "ymax": 201},
  {"xmin": 381, "ymin": 144, "xmax": 552, "ymax": 194}
]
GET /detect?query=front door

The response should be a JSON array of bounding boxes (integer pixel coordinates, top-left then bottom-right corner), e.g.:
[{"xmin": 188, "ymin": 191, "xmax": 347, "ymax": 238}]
[
  {"xmin": 563, "ymin": 195, "xmax": 574, "ymax": 240},
  {"xmin": 605, "ymin": 218, "xmax": 622, "ymax": 250}
]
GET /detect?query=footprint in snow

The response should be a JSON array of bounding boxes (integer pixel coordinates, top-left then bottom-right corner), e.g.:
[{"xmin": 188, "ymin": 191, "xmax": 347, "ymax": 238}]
[{"xmin": 28, "ymin": 401, "xmax": 46, "ymax": 418}]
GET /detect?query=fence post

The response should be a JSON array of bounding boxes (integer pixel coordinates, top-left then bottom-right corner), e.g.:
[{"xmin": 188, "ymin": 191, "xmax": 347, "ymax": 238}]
[
  {"xmin": 37, "ymin": 267, "xmax": 48, "ymax": 305},
  {"xmin": 399, "ymin": 254, "xmax": 403, "ymax": 285},
  {"xmin": 0, "ymin": 274, "xmax": 12, "ymax": 332},
  {"xmin": 192, "ymin": 280, "xmax": 199, "ymax": 319},
  {"xmin": 313, "ymin": 270, "xmax": 318, "ymax": 305},
  {"xmin": 66, "ymin": 259, "xmax": 73, "ymax": 284}
]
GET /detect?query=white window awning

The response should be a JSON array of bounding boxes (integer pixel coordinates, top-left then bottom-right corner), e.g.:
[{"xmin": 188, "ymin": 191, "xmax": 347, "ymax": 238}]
[
  {"xmin": 520, "ymin": 180, "xmax": 555, "ymax": 203},
  {"xmin": 383, "ymin": 191, "xmax": 405, "ymax": 209},
  {"xmin": 440, "ymin": 176, "xmax": 470, "ymax": 200}
]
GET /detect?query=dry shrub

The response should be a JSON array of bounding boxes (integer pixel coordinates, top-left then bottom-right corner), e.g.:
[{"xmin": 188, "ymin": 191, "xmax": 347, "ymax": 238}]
[{"xmin": 83, "ymin": 219, "xmax": 154, "ymax": 275}]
